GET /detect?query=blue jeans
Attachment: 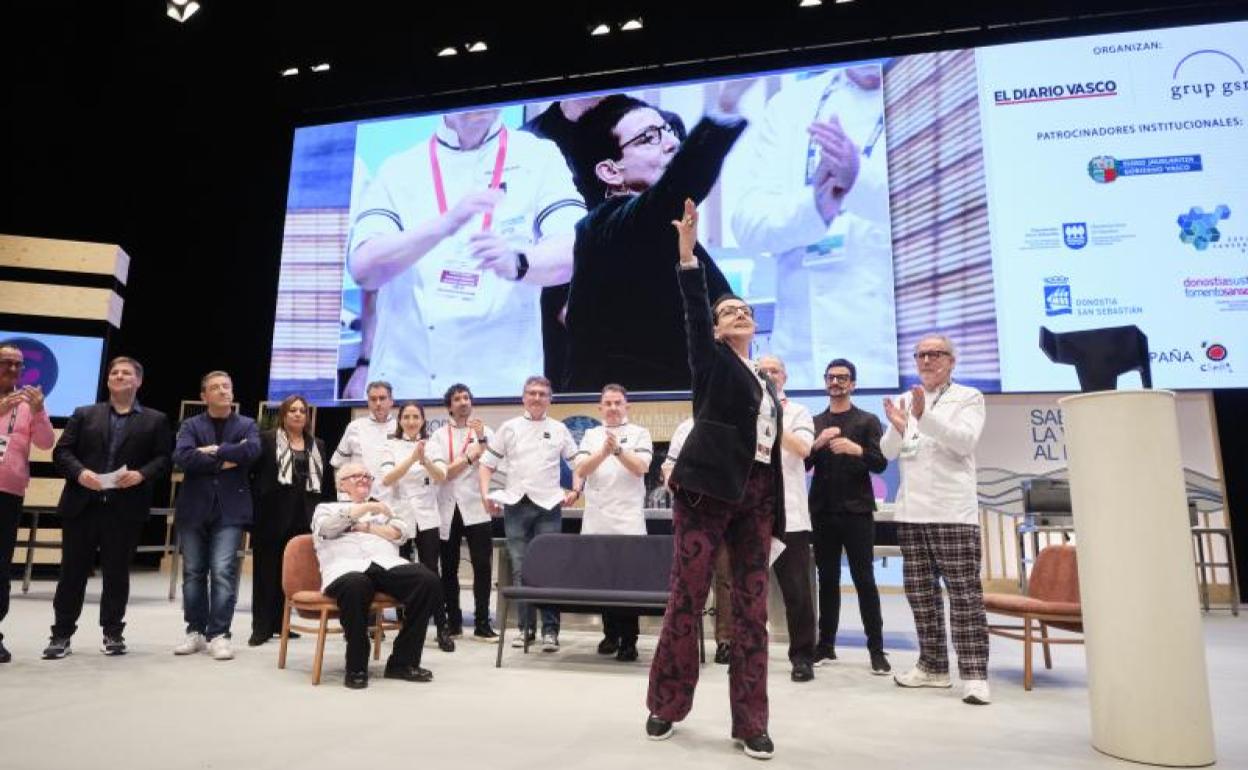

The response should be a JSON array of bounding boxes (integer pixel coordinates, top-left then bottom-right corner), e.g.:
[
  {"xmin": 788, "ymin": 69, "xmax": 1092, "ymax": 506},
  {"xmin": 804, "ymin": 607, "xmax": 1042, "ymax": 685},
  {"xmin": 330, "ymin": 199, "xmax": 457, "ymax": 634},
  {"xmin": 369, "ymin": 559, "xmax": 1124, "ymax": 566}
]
[
  {"xmin": 503, "ymin": 497, "xmax": 562, "ymax": 634},
  {"xmin": 178, "ymin": 518, "xmax": 244, "ymax": 640}
]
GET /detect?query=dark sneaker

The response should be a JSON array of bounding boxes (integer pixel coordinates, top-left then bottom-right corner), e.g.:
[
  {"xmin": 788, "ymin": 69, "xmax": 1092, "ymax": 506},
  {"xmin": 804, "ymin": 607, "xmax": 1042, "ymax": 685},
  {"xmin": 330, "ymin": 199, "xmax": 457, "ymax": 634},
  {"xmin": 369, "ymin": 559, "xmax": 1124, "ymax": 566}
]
[
  {"xmin": 645, "ymin": 714, "xmax": 674, "ymax": 741},
  {"xmin": 790, "ymin": 661, "xmax": 814, "ymax": 682},
  {"xmin": 473, "ymin": 622, "xmax": 498, "ymax": 641},
  {"xmin": 247, "ymin": 632, "xmax": 269, "ymax": 647},
  {"xmin": 447, "ymin": 624, "xmax": 463, "ymax": 638},
  {"xmin": 42, "ymin": 637, "xmax": 72, "ymax": 660},
  {"xmin": 0, "ymin": 638, "xmax": 11, "ymax": 663},
  {"xmin": 436, "ymin": 628, "xmax": 456, "ymax": 653},
  {"xmin": 383, "ymin": 663, "xmax": 433, "ymax": 682},
  {"xmin": 741, "ymin": 732, "xmax": 775, "ymax": 760},
  {"xmin": 616, "ymin": 643, "xmax": 639, "ymax": 662},
  {"xmin": 597, "ymin": 636, "xmax": 619, "ymax": 655},
  {"xmin": 714, "ymin": 641, "xmax": 731, "ymax": 665},
  {"xmin": 870, "ymin": 650, "xmax": 891, "ymax": 675},
  {"xmin": 813, "ymin": 641, "xmax": 836, "ymax": 666},
  {"xmin": 344, "ymin": 670, "xmax": 369, "ymax": 689},
  {"xmin": 101, "ymin": 634, "xmax": 127, "ymax": 655}
]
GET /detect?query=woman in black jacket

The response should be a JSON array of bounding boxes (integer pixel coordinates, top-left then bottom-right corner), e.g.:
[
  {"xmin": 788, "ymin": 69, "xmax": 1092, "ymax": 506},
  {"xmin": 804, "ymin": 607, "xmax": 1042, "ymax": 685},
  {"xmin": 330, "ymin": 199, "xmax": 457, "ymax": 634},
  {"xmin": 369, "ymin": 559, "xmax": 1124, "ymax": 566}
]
[
  {"xmin": 645, "ymin": 199, "xmax": 784, "ymax": 760},
  {"xmin": 248, "ymin": 394, "xmax": 331, "ymax": 646}
]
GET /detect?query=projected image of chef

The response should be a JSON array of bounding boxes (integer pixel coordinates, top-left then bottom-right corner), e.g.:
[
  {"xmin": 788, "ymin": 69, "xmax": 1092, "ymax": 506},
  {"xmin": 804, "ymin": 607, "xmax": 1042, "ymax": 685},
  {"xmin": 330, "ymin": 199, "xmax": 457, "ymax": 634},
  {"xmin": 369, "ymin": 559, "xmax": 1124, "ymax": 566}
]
[
  {"xmin": 346, "ymin": 108, "xmax": 585, "ymax": 398},
  {"xmin": 729, "ymin": 63, "xmax": 898, "ymax": 390}
]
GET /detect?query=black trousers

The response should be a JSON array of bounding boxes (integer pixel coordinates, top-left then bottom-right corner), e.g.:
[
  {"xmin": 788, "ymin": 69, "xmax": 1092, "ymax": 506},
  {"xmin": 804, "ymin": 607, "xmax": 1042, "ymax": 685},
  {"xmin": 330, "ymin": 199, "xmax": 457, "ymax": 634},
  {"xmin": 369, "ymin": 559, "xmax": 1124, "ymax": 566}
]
[
  {"xmin": 812, "ymin": 512, "xmax": 884, "ymax": 653},
  {"xmin": 323, "ymin": 562, "xmax": 441, "ymax": 673},
  {"xmin": 602, "ymin": 610, "xmax": 639, "ymax": 645},
  {"xmin": 412, "ymin": 528, "xmax": 447, "ymax": 631},
  {"xmin": 0, "ymin": 492, "xmax": 22, "ymax": 640},
  {"xmin": 771, "ymin": 530, "xmax": 816, "ymax": 665},
  {"xmin": 51, "ymin": 499, "xmax": 145, "ymax": 639},
  {"xmin": 250, "ymin": 519, "xmax": 310, "ymax": 638},
  {"xmin": 439, "ymin": 509, "xmax": 493, "ymax": 627}
]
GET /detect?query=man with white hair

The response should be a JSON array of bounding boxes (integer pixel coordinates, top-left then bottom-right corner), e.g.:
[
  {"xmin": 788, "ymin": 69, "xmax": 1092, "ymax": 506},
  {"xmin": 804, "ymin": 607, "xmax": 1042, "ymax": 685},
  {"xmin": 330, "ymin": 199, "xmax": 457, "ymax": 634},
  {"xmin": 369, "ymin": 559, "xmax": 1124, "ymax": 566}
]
[
  {"xmin": 881, "ymin": 334, "xmax": 989, "ymax": 705},
  {"xmin": 312, "ymin": 462, "xmax": 442, "ymax": 689}
]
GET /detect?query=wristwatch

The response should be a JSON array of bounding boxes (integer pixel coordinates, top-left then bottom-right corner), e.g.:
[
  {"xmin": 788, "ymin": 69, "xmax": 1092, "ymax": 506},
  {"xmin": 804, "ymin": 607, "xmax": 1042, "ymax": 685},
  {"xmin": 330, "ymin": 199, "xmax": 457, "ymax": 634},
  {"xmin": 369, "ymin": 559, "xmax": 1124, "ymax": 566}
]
[{"xmin": 513, "ymin": 251, "xmax": 530, "ymax": 281}]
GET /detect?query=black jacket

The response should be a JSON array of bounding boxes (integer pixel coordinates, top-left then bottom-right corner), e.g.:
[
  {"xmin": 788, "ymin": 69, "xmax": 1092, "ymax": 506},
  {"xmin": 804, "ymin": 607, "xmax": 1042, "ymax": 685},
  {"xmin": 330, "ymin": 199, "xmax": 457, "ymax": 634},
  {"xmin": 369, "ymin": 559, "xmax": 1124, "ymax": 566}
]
[
  {"xmin": 806, "ymin": 405, "xmax": 887, "ymax": 516},
  {"xmin": 53, "ymin": 402, "xmax": 173, "ymax": 521},
  {"xmin": 250, "ymin": 429, "xmax": 333, "ymax": 538},
  {"xmin": 669, "ymin": 264, "xmax": 785, "ymax": 537}
]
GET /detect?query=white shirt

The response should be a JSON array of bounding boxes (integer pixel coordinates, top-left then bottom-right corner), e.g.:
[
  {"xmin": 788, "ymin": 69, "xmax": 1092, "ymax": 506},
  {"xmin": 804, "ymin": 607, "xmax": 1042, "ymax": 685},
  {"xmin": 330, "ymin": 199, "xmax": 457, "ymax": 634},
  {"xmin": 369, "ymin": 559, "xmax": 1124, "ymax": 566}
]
[
  {"xmin": 746, "ymin": 357, "xmax": 778, "ymax": 464},
  {"xmin": 378, "ymin": 436, "xmax": 444, "ymax": 537},
  {"xmin": 662, "ymin": 417, "xmax": 695, "ymax": 478},
  {"xmin": 574, "ymin": 422, "xmax": 653, "ymax": 536},
  {"xmin": 331, "ymin": 414, "xmax": 396, "ymax": 499},
  {"xmin": 481, "ymin": 413, "xmax": 577, "ymax": 509},
  {"xmin": 427, "ymin": 421, "xmax": 495, "ymax": 533},
  {"xmin": 880, "ymin": 381, "xmax": 986, "ymax": 525},
  {"xmin": 777, "ymin": 397, "xmax": 815, "ymax": 532},
  {"xmin": 312, "ymin": 502, "xmax": 412, "ymax": 590},
  {"xmin": 729, "ymin": 67, "xmax": 898, "ymax": 389},
  {"xmin": 349, "ymin": 120, "xmax": 585, "ymax": 398}
]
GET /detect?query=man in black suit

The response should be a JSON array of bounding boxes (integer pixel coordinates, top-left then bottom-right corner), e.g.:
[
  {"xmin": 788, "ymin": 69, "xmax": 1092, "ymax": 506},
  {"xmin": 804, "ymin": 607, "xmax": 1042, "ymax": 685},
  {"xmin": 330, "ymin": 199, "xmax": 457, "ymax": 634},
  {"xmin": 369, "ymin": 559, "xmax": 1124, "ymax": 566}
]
[{"xmin": 42, "ymin": 357, "xmax": 172, "ymax": 659}]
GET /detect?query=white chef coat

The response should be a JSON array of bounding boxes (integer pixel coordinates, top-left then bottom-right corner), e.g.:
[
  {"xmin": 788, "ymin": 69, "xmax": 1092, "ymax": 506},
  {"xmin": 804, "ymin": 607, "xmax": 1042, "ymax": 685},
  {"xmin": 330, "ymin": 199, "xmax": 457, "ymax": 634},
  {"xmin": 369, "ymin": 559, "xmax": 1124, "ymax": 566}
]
[
  {"xmin": 481, "ymin": 412, "xmax": 577, "ymax": 509},
  {"xmin": 427, "ymin": 421, "xmax": 496, "ymax": 535},
  {"xmin": 574, "ymin": 422, "xmax": 653, "ymax": 535},
  {"xmin": 312, "ymin": 502, "xmax": 411, "ymax": 590},
  {"xmin": 378, "ymin": 436, "xmax": 444, "ymax": 536}
]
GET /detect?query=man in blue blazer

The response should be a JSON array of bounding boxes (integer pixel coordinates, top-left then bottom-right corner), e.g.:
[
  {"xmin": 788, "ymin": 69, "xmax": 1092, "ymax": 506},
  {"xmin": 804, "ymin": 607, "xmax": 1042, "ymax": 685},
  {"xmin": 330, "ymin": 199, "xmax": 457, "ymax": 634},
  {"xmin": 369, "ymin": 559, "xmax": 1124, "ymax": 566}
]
[{"xmin": 172, "ymin": 371, "xmax": 261, "ymax": 660}]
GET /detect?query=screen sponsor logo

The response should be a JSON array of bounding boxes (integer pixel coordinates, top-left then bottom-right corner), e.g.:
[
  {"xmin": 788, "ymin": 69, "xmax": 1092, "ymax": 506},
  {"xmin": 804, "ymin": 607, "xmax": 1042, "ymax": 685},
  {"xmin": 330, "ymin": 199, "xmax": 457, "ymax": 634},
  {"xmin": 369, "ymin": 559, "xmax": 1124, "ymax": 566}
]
[
  {"xmin": 1182, "ymin": 274, "xmax": 1248, "ymax": 313},
  {"xmin": 1087, "ymin": 154, "xmax": 1203, "ymax": 183},
  {"xmin": 1019, "ymin": 222, "xmax": 1134, "ymax": 251},
  {"xmin": 1092, "ymin": 41, "xmax": 1163, "ymax": 56},
  {"xmin": 1170, "ymin": 49, "xmax": 1248, "ymax": 101},
  {"xmin": 1043, "ymin": 276, "xmax": 1072, "ymax": 316},
  {"xmin": 1062, "ymin": 222, "xmax": 1088, "ymax": 249},
  {"xmin": 1150, "ymin": 342, "xmax": 1233, "ymax": 374},
  {"xmin": 993, "ymin": 80, "xmax": 1118, "ymax": 105},
  {"xmin": 1177, "ymin": 205, "xmax": 1230, "ymax": 251}
]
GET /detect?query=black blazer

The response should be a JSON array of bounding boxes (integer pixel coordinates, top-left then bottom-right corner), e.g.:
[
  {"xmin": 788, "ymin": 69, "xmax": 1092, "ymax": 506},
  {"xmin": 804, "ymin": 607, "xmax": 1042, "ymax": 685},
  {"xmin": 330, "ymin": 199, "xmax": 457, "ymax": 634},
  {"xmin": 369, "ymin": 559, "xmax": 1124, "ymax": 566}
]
[
  {"xmin": 250, "ymin": 429, "xmax": 332, "ymax": 536},
  {"xmin": 53, "ymin": 402, "xmax": 173, "ymax": 521},
  {"xmin": 670, "ymin": 264, "xmax": 785, "ymax": 537}
]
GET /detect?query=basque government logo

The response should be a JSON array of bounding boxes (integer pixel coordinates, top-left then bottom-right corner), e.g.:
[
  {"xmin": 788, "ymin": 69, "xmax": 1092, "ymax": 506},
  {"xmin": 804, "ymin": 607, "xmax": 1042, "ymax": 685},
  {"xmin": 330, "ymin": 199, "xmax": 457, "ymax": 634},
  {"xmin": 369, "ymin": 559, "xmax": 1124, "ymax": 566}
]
[
  {"xmin": 1044, "ymin": 276, "xmax": 1072, "ymax": 316},
  {"xmin": 1063, "ymin": 223, "xmax": 1088, "ymax": 249}
]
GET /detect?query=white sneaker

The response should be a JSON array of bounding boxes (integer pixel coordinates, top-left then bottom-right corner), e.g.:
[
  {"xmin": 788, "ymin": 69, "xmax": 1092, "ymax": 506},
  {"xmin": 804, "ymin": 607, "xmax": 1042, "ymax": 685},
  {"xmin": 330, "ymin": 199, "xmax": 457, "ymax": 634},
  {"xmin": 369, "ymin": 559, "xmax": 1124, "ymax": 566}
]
[
  {"xmin": 173, "ymin": 632, "xmax": 207, "ymax": 655},
  {"xmin": 893, "ymin": 666, "xmax": 952, "ymax": 688},
  {"xmin": 208, "ymin": 636, "xmax": 234, "ymax": 661},
  {"xmin": 962, "ymin": 679, "xmax": 991, "ymax": 705}
]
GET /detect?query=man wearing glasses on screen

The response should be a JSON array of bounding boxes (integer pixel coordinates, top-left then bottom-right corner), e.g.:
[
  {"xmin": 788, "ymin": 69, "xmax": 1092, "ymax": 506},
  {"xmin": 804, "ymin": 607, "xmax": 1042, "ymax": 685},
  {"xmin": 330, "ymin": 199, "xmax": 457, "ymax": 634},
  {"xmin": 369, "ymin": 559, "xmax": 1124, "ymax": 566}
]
[
  {"xmin": 346, "ymin": 109, "xmax": 585, "ymax": 399},
  {"xmin": 880, "ymin": 334, "xmax": 990, "ymax": 706},
  {"xmin": 561, "ymin": 80, "xmax": 755, "ymax": 393}
]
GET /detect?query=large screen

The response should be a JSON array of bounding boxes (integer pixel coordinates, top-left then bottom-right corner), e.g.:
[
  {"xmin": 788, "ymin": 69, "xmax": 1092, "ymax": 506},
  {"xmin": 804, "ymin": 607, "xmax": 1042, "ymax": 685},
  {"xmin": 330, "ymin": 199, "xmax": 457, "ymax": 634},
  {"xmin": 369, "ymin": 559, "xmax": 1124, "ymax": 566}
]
[
  {"xmin": 271, "ymin": 18, "xmax": 1248, "ymax": 403},
  {"xmin": 0, "ymin": 332, "xmax": 104, "ymax": 417}
]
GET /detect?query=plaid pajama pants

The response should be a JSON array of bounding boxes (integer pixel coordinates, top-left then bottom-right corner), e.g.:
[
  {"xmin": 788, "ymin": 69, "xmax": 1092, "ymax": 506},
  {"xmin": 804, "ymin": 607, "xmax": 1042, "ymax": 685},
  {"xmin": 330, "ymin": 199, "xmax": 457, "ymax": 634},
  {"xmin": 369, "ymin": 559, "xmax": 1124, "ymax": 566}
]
[{"xmin": 897, "ymin": 523, "xmax": 989, "ymax": 680}]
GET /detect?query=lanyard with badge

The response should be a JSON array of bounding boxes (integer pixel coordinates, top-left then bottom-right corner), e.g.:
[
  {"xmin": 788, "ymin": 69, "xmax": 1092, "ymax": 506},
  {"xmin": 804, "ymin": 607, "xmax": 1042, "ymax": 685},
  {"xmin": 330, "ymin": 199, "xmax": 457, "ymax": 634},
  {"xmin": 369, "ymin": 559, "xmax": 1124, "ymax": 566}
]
[
  {"xmin": 428, "ymin": 127, "xmax": 509, "ymax": 308},
  {"xmin": 0, "ymin": 401, "xmax": 19, "ymax": 464},
  {"xmin": 447, "ymin": 425, "xmax": 475, "ymax": 463},
  {"xmin": 899, "ymin": 383, "xmax": 950, "ymax": 459}
]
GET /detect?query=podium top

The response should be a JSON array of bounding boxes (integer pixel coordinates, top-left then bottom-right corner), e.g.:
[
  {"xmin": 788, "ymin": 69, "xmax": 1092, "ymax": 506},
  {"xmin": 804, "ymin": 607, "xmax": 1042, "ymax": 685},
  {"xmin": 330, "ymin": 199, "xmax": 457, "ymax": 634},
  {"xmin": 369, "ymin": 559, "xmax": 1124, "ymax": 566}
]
[{"xmin": 1058, "ymin": 389, "xmax": 1175, "ymax": 408}]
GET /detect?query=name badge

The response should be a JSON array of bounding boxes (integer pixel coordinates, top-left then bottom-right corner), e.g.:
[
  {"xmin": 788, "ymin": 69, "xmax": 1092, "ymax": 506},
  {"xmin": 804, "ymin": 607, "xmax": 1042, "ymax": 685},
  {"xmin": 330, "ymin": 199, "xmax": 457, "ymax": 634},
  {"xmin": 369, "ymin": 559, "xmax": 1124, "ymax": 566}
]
[{"xmin": 0, "ymin": 434, "xmax": 9, "ymax": 463}]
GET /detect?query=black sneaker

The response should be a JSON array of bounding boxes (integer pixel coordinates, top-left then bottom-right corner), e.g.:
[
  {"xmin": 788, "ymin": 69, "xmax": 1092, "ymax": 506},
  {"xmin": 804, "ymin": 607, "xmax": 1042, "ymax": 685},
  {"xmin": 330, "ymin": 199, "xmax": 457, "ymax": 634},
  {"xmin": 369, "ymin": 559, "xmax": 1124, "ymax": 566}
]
[
  {"xmin": 870, "ymin": 650, "xmax": 891, "ymax": 675},
  {"xmin": 0, "ymin": 638, "xmax": 11, "ymax": 663},
  {"xmin": 645, "ymin": 714, "xmax": 674, "ymax": 741},
  {"xmin": 616, "ymin": 643, "xmax": 639, "ymax": 662},
  {"xmin": 597, "ymin": 636, "xmax": 619, "ymax": 655},
  {"xmin": 436, "ymin": 628, "xmax": 456, "ymax": 653},
  {"xmin": 383, "ymin": 662, "xmax": 433, "ymax": 682},
  {"xmin": 447, "ymin": 623, "xmax": 463, "ymax": 638},
  {"xmin": 42, "ymin": 637, "xmax": 72, "ymax": 660},
  {"xmin": 812, "ymin": 642, "xmax": 836, "ymax": 666},
  {"xmin": 741, "ymin": 732, "xmax": 775, "ymax": 760},
  {"xmin": 344, "ymin": 670, "xmax": 369, "ymax": 689},
  {"xmin": 473, "ymin": 622, "xmax": 498, "ymax": 641},
  {"xmin": 247, "ymin": 632, "xmax": 269, "ymax": 647},
  {"xmin": 101, "ymin": 634, "xmax": 127, "ymax": 656},
  {"xmin": 714, "ymin": 641, "xmax": 731, "ymax": 665},
  {"xmin": 790, "ymin": 661, "xmax": 814, "ymax": 682}
]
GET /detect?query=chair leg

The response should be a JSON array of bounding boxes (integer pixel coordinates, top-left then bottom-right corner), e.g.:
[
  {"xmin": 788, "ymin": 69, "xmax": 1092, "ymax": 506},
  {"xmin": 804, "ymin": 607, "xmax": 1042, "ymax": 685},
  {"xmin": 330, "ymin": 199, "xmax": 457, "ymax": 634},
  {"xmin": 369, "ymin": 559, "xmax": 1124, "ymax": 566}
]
[
  {"xmin": 1023, "ymin": 615, "xmax": 1034, "ymax": 691},
  {"xmin": 372, "ymin": 610, "xmax": 384, "ymax": 661},
  {"xmin": 1039, "ymin": 621, "xmax": 1053, "ymax": 669},
  {"xmin": 495, "ymin": 601, "xmax": 510, "ymax": 668},
  {"xmin": 278, "ymin": 600, "xmax": 292, "ymax": 670},
  {"xmin": 312, "ymin": 610, "xmax": 330, "ymax": 685}
]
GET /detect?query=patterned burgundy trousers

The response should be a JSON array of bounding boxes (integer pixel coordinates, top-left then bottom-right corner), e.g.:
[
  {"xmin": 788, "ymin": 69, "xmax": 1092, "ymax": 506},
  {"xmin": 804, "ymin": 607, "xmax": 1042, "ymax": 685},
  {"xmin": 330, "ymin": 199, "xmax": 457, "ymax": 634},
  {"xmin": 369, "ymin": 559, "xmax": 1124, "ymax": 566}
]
[
  {"xmin": 647, "ymin": 462, "xmax": 775, "ymax": 739},
  {"xmin": 897, "ymin": 522, "xmax": 989, "ymax": 680}
]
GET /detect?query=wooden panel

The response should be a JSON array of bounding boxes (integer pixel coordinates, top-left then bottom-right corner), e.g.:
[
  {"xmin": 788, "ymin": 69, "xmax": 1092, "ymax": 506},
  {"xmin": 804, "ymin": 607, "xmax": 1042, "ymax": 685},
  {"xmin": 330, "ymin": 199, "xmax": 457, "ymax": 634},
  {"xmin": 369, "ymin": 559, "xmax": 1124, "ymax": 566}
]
[
  {"xmin": 29, "ymin": 428, "xmax": 64, "ymax": 463},
  {"xmin": 0, "ymin": 234, "xmax": 130, "ymax": 284},
  {"xmin": 14, "ymin": 527, "xmax": 62, "ymax": 565},
  {"xmin": 0, "ymin": 282, "xmax": 123, "ymax": 328},
  {"xmin": 23, "ymin": 476, "xmax": 65, "ymax": 507}
]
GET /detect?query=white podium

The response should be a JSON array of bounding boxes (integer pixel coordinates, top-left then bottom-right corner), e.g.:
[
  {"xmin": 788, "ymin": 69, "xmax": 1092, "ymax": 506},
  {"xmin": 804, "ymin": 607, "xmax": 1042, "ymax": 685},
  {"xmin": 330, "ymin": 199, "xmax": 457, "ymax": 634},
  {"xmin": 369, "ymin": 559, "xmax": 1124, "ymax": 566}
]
[{"xmin": 1060, "ymin": 390, "xmax": 1215, "ymax": 766}]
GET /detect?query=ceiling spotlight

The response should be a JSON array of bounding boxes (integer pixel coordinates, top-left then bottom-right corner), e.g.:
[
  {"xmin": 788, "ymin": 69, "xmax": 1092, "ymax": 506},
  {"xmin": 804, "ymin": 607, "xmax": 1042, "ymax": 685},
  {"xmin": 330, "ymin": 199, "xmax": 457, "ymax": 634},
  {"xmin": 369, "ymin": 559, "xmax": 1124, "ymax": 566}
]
[
  {"xmin": 280, "ymin": 67, "xmax": 300, "ymax": 77},
  {"xmin": 437, "ymin": 46, "xmax": 459, "ymax": 57},
  {"xmin": 835, "ymin": 0, "xmax": 854, "ymax": 3},
  {"xmin": 310, "ymin": 62, "xmax": 331, "ymax": 72},
  {"xmin": 466, "ymin": 41, "xmax": 488, "ymax": 53},
  {"xmin": 620, "ymin": 18, "xmax": 643, "ymax": 31},
  {"xmin": 165, "ymin": 0, "xmax": 200, "ymax": 22},
  {"xmin": 799, "ymin": 0, "xmax": 823, "ymax": 6},
  {"xmin": 590, "ymin": 23, "xmax": 611, "ymax": 36}
]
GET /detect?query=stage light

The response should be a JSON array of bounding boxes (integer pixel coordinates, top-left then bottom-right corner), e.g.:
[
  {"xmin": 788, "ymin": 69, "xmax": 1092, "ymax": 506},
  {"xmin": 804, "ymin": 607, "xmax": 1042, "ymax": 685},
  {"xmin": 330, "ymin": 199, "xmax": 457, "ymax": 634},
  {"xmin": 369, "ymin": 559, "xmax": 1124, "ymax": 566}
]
[
  {"xmin": 590, "ymin": 23, "xmax": 611, "ymax": 36},
  {"xmin": 467, "ymin": 41, "xmax": 488, "ymax": 53},
  {"xmin": 166, "ymin": 0, "xmax": 200, "ymax": 23},
  {"xmin": 799, "ymin": 0, "xmax": 823, "ymax": 6},
  {"xmin": 310, "ymin": 62, "xmax": 331, "ymax": 72},
  {"xmin": 280, "ymin": 66, "xmax": 299, "ymax": 77},
  {"xmin": 620, "ymin": 19, "xmax": 643, "ymax": 31},
  {"xmin": 437, "ymin": 46, "xmax": 459, "ymax": 57}
]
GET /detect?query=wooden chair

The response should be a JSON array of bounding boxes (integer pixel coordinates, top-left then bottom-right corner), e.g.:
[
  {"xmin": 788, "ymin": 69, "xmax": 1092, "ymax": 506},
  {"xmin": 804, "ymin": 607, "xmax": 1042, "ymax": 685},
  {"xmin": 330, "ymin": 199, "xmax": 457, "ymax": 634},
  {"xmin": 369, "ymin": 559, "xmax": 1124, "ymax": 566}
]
[
  {"xmin": 985, "ymin": 544, "xmax": 1083, "ymax": 690},
  {"xmin": 277, "ymin": 534, "xmax": 399, "ymax": 684}
]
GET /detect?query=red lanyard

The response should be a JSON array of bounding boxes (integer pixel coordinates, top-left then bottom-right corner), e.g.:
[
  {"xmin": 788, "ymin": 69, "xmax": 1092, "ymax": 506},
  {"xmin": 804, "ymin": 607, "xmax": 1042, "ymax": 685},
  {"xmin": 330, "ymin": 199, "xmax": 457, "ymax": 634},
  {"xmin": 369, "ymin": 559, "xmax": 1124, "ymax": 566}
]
[
  {"xmin": 447, "ymin": 426, "xmax": 475, "ymax": 462},
  {"xmin": 429, "ymin": 126, "xmax": 508, "ymax": 232}
]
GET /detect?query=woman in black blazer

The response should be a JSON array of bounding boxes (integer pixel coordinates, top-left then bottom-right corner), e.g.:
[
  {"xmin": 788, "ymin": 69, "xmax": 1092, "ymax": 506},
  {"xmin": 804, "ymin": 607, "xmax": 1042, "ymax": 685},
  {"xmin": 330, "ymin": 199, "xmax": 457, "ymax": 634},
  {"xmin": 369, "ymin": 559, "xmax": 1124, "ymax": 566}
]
[
  {"xmin": 645, "ymin": 199, "xmax": 784, "ymax": 760},
  {"xmin": 248, "ymin": 394, "xmax": 332, "ymax": 646}
]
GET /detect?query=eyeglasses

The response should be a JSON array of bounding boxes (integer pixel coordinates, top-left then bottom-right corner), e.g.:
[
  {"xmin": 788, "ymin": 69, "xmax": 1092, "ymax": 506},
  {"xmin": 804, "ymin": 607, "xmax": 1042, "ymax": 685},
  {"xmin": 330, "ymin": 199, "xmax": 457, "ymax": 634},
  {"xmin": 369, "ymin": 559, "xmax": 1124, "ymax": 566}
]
[
  {"xmin": 715, "ymin": 305, "xmax": 754, "ymax": 320},
  {"xmin": 824, "ymin": 373, "xmax": 852, "ymax": 383},
  {"xmin": 342, "ymin": 473, "xmax": 374, "ymax": 483},
  {"xmin": 620, "ymin": 123, "xmax": 675, "ymax": 149},
  {"xmin": 913, "ymin": 350, "xmax": 952, "ymax": 362},
  {"xmin": 0, "ymin": 360, "xmax": 23, "ymax": 370}
]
